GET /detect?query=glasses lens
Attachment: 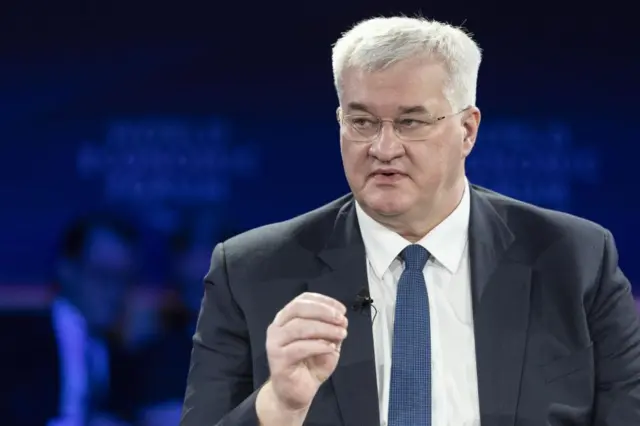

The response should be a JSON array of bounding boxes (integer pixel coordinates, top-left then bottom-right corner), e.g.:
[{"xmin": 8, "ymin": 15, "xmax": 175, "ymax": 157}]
[
  {"xmin": 341, "ymin": 115, "xmax": 436, "ymax": 141},
  {"xmin": 343, "ymin": 116, "xmax": 379, "ymax": 141}
]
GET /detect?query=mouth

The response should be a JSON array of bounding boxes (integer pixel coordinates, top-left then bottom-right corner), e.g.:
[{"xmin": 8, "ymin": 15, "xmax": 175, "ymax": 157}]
[{"xmin": 370, "ymin": 171, "xmax": 406, "ymax": 182}]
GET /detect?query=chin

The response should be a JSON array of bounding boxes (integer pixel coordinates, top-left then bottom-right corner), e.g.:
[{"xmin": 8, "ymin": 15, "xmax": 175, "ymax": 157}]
[{"xmin": 361, "ymin": 191, "xmax": 413, "ymax": 217}]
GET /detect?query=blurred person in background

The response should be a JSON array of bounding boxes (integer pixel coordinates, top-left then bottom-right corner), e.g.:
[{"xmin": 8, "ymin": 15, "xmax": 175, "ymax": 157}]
[
  {"xmin": 0, "ymin": 213, "xmax": 140, "ymax": 426},
  {"xmin": 135, "ymin": 213, "xmax": 240, "ymax": 426},
  {"xmin": 181, "ymin": 15, "xmax": 640, "ymax": 426}
]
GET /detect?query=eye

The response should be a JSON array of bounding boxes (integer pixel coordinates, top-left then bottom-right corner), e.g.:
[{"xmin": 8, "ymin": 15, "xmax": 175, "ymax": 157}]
[
  {"xmin": 349, "ymin": 117, "xmax": 378, "ymax": 129},
  {"xmin": 397, "ymin": 118, "xmax": 427, "ymax": 128}
]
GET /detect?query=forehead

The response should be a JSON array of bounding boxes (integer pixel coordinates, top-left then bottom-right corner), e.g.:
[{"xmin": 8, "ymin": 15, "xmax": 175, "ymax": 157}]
[{"xmin": 340, "ymin": 58, "xmax": 449, "ymax": 115}]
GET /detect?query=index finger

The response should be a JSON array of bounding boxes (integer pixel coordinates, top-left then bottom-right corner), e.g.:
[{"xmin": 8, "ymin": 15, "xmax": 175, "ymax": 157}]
[
  {"xmin": 297, "ymin": 292, "xmax": 347, "ymax": 315},
  {"xmin": 272, "ymin": 292, "xmax": 347, "ymax": 327}
]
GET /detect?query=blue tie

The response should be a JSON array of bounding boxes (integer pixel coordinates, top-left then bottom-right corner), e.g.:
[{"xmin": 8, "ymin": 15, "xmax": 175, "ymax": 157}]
[{"xmin": 388, "ymin": 244, "xmax": 431, "ymax": 426}]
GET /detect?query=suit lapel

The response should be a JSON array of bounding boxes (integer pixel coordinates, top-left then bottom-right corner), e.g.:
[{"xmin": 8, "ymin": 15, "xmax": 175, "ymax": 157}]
[
  {"xmin": 469, "ymin": 187, "xmax": 532, "ymax": 425},
  {"xmin": 305, "ymin": 187, "xmax": 532, "ymax": 425},
  {"xmin": 307, "ymin": 198, "xmax": 380, "ymax": 426}
]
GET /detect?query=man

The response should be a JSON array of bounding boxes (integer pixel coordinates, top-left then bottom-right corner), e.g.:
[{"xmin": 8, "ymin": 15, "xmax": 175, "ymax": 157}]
[
  {"xmin": 181, "ymin": 16, "xmax": 640, "ymax": 426},
  {"xmin": 0, "ymin": 214, "xmax": 139, "ymax": 426}
]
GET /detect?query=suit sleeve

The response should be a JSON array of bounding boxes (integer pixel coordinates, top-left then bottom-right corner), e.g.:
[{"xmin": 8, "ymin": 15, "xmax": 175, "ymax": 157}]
[
  {"xmin": 589, "ymin": 230, "xmax": 640, "ymax": 425},
  {"xmin": 180, "ymin": 242, "xmax": 261, "ymax": 426}
]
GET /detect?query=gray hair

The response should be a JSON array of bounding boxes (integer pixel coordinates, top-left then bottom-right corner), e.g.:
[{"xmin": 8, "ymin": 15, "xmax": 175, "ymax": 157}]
[{"xmin": 332, "ymin": 16, "xmax": 482, "ymax": 111}]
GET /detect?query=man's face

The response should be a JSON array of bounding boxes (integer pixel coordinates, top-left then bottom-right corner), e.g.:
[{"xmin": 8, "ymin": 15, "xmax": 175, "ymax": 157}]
[
  {"xmin": 72, "ymin": 229, "xmax": 135, "ymax": 332},
  {"xmin": 339, "ymin": 57, "xmax": 480, "ymax": 224}
]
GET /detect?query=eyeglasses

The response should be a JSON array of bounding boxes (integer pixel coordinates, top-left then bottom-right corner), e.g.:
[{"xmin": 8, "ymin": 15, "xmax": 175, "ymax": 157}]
[{"xmin": 337, "ymin": 106, "xmax": 470, "ymax": 142}]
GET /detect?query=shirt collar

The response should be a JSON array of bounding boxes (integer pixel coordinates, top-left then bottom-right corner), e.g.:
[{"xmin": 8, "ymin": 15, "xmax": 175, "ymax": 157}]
[{"xmin": 355, "ymin": 180, "xmax": 471, "ymax": 278}]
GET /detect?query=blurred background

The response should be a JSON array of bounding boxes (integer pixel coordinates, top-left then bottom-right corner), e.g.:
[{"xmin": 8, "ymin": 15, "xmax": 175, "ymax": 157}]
[{"xmin": 0, "ymin": 1, "xmax": 637, "ymax": 425}]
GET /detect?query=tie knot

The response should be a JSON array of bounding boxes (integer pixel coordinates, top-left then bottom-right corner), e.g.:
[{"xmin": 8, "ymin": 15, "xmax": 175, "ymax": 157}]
[{"xmin": 401, "ymin": 244, "xmax": 429, "ymax": 271}]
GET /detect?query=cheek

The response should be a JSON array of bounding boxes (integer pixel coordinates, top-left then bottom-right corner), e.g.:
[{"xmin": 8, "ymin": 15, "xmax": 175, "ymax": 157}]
[
  {"xmin": 409, "ymin": 144, "xmax": 447, "ymax": 176},
  {"xmin": 445, "ymin": 126, "xmax": 468, "ymax": 158},
  {"xmin": 341, "ymin": 142, "xmax": 369, "ymax": 177}
]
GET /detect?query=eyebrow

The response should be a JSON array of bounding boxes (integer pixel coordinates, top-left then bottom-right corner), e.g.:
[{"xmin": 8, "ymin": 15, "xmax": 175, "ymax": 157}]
[
  {"xmin": 345, "ymin": 102, "xmax": 431, "ymax": 115},
  {"xmin": 345, "ymin": 102, "xmax": 372, "ymax": 113},
  {"xmin": 398, "ymin": 105, "xmax": 430, "ymax": 115}
]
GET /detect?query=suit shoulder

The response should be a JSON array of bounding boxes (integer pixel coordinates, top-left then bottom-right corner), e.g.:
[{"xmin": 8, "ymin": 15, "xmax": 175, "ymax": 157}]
[
  {"xmin": 221, "ymin": 194, "xmax": 351, "ymax": 262},
  {"xmin": 480, "ymin": 187, "xmax": 609, "ymax": 246}
]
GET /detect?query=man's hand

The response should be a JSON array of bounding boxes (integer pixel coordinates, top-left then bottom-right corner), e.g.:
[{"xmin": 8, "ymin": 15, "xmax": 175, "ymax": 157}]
[{"xmin": 256, "ymin": 292, "xmax": 348, "ymax": 425}]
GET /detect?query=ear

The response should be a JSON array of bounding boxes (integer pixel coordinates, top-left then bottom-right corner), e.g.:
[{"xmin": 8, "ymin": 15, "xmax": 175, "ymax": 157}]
[{"xmin": 461, "ymin": 106, "xmax": 481, "ymax": 158}]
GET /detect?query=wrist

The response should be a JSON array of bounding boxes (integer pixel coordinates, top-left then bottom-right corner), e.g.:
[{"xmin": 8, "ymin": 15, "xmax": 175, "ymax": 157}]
[{"xmin": 255, "ymin": 380, "xmax": 309, "ymax": 426}]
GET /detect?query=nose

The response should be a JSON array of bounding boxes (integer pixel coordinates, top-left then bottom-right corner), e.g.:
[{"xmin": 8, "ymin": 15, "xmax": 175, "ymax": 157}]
[{"xmin": 369, "ymin": 122, "xmax": 404, "ymax": 162}]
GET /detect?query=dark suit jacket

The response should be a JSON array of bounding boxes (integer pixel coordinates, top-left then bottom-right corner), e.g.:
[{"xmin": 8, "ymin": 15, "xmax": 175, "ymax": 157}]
[{"xmin": 181, "ymin": 186, "xmax": 640, "ymax": 426}]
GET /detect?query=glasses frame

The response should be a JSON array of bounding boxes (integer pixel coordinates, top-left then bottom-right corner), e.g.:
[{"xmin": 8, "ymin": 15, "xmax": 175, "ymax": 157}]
[{"xmin": 337, "ymin": 106, "xmax": 471, "ymax": 142}]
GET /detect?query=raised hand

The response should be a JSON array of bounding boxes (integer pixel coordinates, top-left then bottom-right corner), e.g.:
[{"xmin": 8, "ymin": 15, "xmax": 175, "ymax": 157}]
[{"xmin": 264, "ymin": 292, "xmax": 348, "ymax": 412}]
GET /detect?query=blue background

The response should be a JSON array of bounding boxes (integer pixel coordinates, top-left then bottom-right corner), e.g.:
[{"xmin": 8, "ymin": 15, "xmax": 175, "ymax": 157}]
[
  {"xmin": 1, "ymin": 2, "xmax": 639, "ymax": 425},
  {"xmin": 2, "ymin": 2, "xmax": 637, "ymax": 289}
]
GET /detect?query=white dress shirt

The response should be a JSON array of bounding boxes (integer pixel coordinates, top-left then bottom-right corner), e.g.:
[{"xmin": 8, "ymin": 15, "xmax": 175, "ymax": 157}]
[{"xmin": 355, "ymin": 181, "xmax": 481, "ymax": 426}]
